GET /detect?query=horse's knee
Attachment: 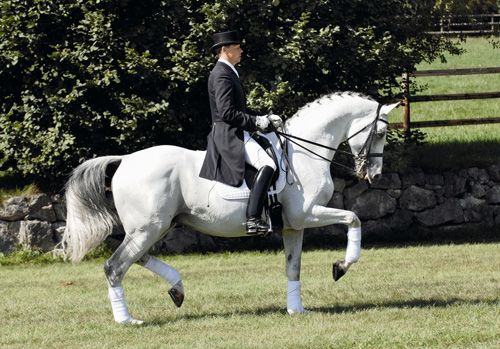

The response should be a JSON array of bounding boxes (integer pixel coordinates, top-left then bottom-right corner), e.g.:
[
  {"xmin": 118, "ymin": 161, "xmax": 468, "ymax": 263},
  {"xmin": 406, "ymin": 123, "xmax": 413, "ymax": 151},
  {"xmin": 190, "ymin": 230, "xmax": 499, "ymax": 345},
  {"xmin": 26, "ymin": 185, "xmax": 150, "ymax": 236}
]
[{"xmin": 347, "ymin": 212, "xmax": 361, "ymax": 228}]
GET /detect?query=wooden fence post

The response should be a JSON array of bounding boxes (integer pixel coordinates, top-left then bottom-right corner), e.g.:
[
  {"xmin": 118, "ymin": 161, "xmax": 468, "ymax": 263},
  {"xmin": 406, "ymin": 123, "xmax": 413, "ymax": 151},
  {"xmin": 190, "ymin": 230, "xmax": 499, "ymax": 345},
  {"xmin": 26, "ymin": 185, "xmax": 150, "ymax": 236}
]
[{"xmin": 402, "ymin": 72, "xmax": 411, "ymax": 135}]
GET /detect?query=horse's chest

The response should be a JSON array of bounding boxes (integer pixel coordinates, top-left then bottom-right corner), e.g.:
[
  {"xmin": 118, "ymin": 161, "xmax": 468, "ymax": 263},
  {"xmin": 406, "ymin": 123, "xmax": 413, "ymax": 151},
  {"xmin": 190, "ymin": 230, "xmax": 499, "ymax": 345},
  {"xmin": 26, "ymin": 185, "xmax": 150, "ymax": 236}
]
[{"xmin": 304, "ymin": 174, "xmax": 334, "ymax": 204}]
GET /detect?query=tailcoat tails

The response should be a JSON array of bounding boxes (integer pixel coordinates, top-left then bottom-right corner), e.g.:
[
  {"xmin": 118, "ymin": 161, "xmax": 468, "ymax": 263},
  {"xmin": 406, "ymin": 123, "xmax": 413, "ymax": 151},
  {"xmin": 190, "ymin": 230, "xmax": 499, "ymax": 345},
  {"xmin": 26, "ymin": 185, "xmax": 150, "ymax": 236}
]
[{"xmin": 199, "ymin": 62, "xmax": 258, "ymax": 186}]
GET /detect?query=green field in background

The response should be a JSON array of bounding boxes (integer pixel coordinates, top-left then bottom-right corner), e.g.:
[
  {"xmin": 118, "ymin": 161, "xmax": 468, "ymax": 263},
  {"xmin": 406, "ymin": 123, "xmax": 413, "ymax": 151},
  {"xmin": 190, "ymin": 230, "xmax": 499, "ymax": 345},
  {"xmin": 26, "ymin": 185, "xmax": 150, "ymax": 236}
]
[{"xmin": 388, "ymin": 37, "xmax": 500, "ymax": 169}]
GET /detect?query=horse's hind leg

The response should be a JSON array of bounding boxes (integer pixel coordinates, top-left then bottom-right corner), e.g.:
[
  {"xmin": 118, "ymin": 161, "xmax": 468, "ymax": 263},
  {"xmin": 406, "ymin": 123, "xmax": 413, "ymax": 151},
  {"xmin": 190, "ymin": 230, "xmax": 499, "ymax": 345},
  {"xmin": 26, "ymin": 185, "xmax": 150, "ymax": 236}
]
[
  {"xmin": 137, "ymin": 254, "xmax": 185, "ymax": 307},
  {"xmin": 104, "ymin": 232, "xmax": 160, "ymax": 325}
]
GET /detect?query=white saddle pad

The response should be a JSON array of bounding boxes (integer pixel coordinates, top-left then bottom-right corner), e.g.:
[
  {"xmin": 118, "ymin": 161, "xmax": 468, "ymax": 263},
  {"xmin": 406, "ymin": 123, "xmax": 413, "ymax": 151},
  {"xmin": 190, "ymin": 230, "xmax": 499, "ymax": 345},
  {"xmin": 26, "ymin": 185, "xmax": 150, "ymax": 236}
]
[{"xmin": 215, "ymin": 133, "xmax": 287, "ymax": 200}]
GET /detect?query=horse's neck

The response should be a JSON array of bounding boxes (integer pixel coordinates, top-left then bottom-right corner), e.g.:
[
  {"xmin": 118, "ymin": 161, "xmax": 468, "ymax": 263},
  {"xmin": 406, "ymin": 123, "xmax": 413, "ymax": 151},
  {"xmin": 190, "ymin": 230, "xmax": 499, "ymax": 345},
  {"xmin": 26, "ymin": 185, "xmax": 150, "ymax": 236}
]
[
  {"xmin": 286, "ymin": 98, "xmax": 376, "ymax": 151},
  {"xmin": 286, "ymin": 106, "xmax": 350, "ymax": 161}
]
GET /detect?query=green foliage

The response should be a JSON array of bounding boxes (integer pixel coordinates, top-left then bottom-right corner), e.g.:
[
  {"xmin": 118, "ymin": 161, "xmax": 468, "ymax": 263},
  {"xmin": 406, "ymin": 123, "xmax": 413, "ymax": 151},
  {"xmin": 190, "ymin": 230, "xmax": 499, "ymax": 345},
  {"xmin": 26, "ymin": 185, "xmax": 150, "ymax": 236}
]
[
  {"xmin": 384, "ymin": 128, "xmax": 427, "ymax": 172},
  {"xmin": 0, "ymin": 246, "xmax": 62, "ymax": 266},
  {"xmin": 434, "ymin": 0, "xmax": 498, "ymax": 14},
  {"xmin": 82, "ymin": 243, "xmax": 113, "ymax": 261},
  {"xmin": 0, "ymin": 183, "xmax": 38, "ymax": 204},
  {"xmin": 0, "ymin": 243, "xmax": 112, "ymax": 266},
  {"xmin": 0, "ymin": 0, "xmax": 462, "ymax": 188}
]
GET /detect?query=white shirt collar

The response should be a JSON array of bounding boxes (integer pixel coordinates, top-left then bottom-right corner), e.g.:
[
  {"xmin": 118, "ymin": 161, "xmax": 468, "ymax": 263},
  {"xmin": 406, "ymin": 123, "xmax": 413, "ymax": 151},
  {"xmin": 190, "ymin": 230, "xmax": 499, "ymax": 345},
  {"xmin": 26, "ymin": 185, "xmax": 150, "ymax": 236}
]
[{"xmin": 218, "ymin": 58, "xmax": 239, "ymax": 78}]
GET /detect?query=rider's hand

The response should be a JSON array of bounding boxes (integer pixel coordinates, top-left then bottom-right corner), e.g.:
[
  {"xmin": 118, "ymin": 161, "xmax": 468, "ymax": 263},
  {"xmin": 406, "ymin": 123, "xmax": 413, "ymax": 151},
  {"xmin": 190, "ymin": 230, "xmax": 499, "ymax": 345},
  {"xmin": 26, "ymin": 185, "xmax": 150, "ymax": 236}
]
[
  {"xmin": 256, "ymin": 115, "xmax": 270, "ymax": 132},
  {"xmin": 268, "ymin": 114, "xmax": 283, "ymax": 130}
]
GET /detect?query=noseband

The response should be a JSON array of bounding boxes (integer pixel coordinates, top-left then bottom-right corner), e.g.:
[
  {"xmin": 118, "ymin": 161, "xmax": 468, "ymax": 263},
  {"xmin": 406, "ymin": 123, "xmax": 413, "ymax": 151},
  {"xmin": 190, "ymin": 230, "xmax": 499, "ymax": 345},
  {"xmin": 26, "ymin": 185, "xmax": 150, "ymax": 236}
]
[
  {"xmin": 275, "ymin": 103, "xmax": 386, "ymax": 176},
  {"xmin": 355, "ymin": 103, "xmax": 387, "ymax": 160}
]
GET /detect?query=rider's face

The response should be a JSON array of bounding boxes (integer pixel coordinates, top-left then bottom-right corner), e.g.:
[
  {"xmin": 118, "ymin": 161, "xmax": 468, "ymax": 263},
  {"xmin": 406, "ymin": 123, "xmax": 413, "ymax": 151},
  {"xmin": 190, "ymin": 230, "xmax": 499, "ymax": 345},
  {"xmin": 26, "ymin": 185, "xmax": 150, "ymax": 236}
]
[{"xmin": 222, "ymin": 44, "xmax": 243, "ymax": 65}]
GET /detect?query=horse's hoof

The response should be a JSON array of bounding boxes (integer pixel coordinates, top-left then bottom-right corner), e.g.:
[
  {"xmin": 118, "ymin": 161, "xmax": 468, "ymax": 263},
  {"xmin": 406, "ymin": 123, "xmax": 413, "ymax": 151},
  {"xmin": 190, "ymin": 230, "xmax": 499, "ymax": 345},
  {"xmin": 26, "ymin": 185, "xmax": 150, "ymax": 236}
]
[
  {"xmin": 287, "ymin": 307, "xmax": 306, "ymax": 315},
  {"xmin": 168, "ymin": 287, "xmax": 184, "ymax": 308},
  {"xmin": 118, "ymin": 318, "xmax": 144, "ymax": 325},
  {"xmin": 333, "ymin": 260, "xmax": 347, "ymax": 281},
  {"xmin": 287, "ymin": 308, "xmax": 313, "ymax": 315}
]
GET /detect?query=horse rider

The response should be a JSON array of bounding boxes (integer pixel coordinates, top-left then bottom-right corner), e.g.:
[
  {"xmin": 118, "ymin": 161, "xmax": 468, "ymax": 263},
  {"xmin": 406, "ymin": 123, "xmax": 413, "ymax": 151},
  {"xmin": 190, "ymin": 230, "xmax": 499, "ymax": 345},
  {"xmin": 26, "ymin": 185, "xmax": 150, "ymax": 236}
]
[{"xmin": 199, "ymin": 30, "xmax": 283, "ymax": 235}]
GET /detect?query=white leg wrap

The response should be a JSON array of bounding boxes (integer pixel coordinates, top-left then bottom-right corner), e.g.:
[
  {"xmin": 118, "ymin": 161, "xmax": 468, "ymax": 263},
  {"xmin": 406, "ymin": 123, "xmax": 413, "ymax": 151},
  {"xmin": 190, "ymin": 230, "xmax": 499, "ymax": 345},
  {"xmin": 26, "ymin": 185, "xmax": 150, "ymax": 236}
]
[
  {"xmin": 345, "ymin": 226, "xmax": 362, "ymax": 263},
  {"xmin": 144, "ymin": 257, "xmax": 183, "ymax": 291},
  {"xmin": 108, "ymin": 286, "xmax": 136, "ymax": 324},
  {"xmin": 287, "ymin": 280, "xmax": 304, "ymax": 314}
]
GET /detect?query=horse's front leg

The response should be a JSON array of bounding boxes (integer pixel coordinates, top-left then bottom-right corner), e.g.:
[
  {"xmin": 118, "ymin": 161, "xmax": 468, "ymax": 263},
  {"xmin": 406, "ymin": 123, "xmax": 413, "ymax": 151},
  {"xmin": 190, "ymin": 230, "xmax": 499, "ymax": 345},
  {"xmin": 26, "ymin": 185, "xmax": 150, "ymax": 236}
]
[
  {"xmin": 305, "ymin": 205, "xmax": 362, "ymax": 280},
  {"xmin": 282, "ymin": 229, "xmax": 305, "ymax": 314},
  {"xmin": 137, "ymin": 254, "xmax": 184, "ymax": 307}
]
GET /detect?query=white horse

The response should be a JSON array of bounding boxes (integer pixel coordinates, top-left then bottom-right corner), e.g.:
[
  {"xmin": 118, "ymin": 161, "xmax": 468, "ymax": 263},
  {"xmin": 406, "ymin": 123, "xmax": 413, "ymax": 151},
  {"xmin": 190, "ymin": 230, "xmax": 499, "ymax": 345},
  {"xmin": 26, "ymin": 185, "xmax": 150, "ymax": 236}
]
[{"xmin": 62, "ymin": 92, "xmax": 399, "ymax": 324}]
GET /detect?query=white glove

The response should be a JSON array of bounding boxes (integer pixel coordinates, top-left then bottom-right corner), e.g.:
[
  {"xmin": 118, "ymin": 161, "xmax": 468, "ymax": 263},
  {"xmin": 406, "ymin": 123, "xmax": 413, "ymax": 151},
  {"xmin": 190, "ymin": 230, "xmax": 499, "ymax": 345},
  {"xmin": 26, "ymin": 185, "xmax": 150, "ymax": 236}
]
[
  {"xmin": 255, "ymin": 115, "xmax": 270, "ymax": 132},
  {"xmin": 268, "ymin": 114, "xmax": 283, "ymax": 129}
]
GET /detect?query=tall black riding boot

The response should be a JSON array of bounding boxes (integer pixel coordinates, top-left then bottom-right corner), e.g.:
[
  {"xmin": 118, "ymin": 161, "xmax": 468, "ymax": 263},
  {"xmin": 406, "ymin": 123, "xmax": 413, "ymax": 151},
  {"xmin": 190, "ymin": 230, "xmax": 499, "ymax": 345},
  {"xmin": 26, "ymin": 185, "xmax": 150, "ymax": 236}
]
[{"xmin": 246, "ymin": 166, "xmax": 275, "ymax": 235}]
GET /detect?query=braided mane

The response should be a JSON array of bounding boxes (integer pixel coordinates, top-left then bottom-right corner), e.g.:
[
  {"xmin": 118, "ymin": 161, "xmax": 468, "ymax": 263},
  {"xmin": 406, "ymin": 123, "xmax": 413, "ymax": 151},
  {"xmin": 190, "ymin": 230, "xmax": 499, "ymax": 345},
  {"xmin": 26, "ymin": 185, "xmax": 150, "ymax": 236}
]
[{"xmin": 292, "ymin": 91, "xmax": 376, "ymax": 119}]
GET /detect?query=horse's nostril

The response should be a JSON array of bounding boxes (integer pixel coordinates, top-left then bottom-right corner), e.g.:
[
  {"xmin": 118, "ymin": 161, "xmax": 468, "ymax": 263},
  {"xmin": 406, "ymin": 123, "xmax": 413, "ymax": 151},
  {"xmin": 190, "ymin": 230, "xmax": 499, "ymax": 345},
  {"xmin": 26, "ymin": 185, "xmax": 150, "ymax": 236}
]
[{"xmin": 371, "ymin": 173, "xmax": 381, "ymax": 183}]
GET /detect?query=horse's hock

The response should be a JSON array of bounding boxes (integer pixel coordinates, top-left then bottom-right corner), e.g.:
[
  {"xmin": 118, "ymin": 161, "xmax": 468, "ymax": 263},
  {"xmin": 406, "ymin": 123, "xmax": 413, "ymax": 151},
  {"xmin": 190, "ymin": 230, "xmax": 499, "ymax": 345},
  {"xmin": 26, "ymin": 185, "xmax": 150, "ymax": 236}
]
[{"xmin": 1, "ymin": 164, "xmax": 500, "ymax": 255}]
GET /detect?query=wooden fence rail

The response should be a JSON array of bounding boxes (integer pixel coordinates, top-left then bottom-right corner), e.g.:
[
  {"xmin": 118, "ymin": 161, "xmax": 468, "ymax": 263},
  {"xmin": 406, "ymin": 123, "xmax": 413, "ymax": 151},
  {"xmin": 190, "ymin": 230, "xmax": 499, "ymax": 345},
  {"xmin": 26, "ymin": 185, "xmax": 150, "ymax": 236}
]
[
  {"xmin": 412, "ymin": 67, "xmax": 500, "ymax": 76},
  {"xmin": 427, "ymin": 13, "xmax": 500, "ymax": 35},
  {"xmin": 411, "ymin": 92, "xmax": 500, "ymax": 103},
  {"xmin": 392, "ymin": 67, "xmax": 500, "ymax": 131}
]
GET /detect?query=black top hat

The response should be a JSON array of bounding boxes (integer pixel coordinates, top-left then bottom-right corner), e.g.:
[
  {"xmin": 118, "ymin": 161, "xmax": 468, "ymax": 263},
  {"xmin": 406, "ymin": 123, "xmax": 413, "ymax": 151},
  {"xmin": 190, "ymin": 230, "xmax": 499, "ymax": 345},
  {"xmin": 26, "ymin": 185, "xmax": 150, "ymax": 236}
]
[{"xmin": 210, "ymin": 30, "xmax": 241, "ymax": 52}]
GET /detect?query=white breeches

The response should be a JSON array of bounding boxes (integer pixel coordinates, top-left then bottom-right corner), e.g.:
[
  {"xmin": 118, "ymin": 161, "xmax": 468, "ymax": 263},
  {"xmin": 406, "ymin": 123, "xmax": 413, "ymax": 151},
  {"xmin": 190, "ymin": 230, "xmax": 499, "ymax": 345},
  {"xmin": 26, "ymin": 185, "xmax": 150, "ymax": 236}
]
[{"xmin": 243, "ymin": 131, "xmax": 276, "ymax": 171}]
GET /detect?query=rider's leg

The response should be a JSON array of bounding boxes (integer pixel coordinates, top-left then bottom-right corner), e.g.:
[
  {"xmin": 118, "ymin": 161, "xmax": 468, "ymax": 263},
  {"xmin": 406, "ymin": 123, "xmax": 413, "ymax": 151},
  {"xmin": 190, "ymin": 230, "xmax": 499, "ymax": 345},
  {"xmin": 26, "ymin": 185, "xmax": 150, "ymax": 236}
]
[{"xmin": 243, "ymin": 132, "xmax": 276, "ymax": 234}]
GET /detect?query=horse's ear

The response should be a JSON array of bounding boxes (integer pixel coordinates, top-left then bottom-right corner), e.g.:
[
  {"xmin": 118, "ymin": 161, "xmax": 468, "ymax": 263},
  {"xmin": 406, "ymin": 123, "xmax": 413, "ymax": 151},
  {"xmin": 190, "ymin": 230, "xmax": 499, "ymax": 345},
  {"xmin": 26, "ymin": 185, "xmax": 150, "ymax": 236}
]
[{"xmin": 380, "ymin": 101, "xmax": 401, "ymax": 115}]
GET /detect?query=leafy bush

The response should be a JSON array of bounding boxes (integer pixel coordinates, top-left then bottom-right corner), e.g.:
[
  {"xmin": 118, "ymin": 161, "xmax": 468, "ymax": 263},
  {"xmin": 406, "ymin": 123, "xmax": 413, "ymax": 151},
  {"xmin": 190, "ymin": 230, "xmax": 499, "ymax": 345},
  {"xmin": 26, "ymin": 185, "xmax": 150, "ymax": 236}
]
[
  {"xmin": 0, "ymin": 0, "xmax": 461, "ymax": 189},
  {"xmin": 0, "ymin": 183, "xmax": 39, "ymax": 204},
  {"xmin": 384, "ymin": 128, "xmax": 427, "ymax": 172},
  {"xmin": 434, "ymin": 0, "xmax": 498, "ymax": 14},
  {"xmin": 0, "ymin": 247, "xmax": 63, "ymax": 266}
]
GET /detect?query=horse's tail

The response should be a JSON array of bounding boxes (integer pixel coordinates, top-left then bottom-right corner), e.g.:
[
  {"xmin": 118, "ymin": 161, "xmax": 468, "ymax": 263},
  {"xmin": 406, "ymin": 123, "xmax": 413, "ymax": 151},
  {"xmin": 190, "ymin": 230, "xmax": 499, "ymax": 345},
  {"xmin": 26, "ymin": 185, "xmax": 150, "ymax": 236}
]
[{"xmin": 62, "ymin": 156, "xmax": 123, "ymax": 263}]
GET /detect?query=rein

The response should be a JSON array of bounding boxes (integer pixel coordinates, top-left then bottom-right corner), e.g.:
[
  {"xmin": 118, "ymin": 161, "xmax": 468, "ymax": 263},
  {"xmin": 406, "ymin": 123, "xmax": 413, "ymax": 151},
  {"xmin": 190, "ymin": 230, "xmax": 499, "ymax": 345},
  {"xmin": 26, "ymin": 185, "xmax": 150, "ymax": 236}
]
[{"xmin": 275, "ymin": 104, "xmax": 385, "ymax": 175}]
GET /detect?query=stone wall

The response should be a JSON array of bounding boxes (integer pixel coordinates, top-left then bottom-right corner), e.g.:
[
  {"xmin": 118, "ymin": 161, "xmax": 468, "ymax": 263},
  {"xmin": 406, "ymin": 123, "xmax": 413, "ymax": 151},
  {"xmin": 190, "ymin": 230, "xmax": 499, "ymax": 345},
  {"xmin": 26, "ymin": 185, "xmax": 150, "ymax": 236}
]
[
  {"xmin": 1, "ymin": 165, "xmax": 499, "ymax": 255},
  {"xmin": 0, "ymin": 194, "xmax": 66, "ymax": 254},
  {"xmin": 329, "ymin": 165, "xmax": 500, "ymax": 244}
]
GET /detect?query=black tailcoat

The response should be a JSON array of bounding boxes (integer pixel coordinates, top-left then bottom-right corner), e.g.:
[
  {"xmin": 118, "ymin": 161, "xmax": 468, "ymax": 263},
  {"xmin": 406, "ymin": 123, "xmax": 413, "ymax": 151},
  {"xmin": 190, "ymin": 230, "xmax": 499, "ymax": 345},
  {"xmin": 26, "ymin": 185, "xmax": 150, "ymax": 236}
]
[{"xmin": 199, "ymin": 61, "xmax": 258, "ymax": 186}]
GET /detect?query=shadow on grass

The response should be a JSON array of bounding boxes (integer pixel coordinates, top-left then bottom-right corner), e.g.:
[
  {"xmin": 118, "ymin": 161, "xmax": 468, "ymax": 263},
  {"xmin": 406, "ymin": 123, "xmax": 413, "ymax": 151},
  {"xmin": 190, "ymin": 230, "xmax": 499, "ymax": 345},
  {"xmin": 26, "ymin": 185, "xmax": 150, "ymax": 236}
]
[
  {"xmin": 309, "ymin": 297, "xmax": 499, "ymax": 314},
  {"xmin": 144, "ymin": 307, "xmax": 285, "ymax": 326},
  {"xmin": 144, "ymin": 298, "xmax": 498, "ymax": 326}
]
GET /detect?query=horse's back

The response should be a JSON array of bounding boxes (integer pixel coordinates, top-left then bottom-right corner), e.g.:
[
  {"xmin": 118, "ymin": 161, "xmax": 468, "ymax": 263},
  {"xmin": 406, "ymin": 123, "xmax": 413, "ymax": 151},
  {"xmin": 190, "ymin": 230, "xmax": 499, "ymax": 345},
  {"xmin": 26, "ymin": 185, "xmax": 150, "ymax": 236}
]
[
  {"xmin": 111, "ymin": 146, "xmax": 205, "ymax": 224},
  {"xmin": 124, "ymin": 145, "xmax": 202, "ymax": 171},
  {"xmin": 110, "ymin": 145, "xmax": 247, "ymax": 236},
  {"xmin": 113, "ymin": 145, "xmax": 208, "ymax": 192}
]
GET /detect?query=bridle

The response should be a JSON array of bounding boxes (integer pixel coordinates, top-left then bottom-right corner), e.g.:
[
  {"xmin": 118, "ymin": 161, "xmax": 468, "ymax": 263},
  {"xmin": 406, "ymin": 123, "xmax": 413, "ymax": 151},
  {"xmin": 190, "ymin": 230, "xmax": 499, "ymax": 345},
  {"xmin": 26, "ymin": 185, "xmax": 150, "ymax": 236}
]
[{"xmin": 274, "ymin": 103, "xmax": 387, "ymax": 177}]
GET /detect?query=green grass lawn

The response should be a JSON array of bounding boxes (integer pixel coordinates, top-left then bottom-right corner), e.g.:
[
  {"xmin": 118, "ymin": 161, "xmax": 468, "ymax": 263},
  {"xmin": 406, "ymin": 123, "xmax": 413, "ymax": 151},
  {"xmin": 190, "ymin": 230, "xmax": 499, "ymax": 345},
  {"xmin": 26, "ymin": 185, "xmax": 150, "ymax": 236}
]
[
  {"xmin": 388, "ymin": 37, "xmax": 500, "ymax": 169},
  {"xmin": 1, "ymin": 243, "xmax": 499, "ymax": 348}
]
